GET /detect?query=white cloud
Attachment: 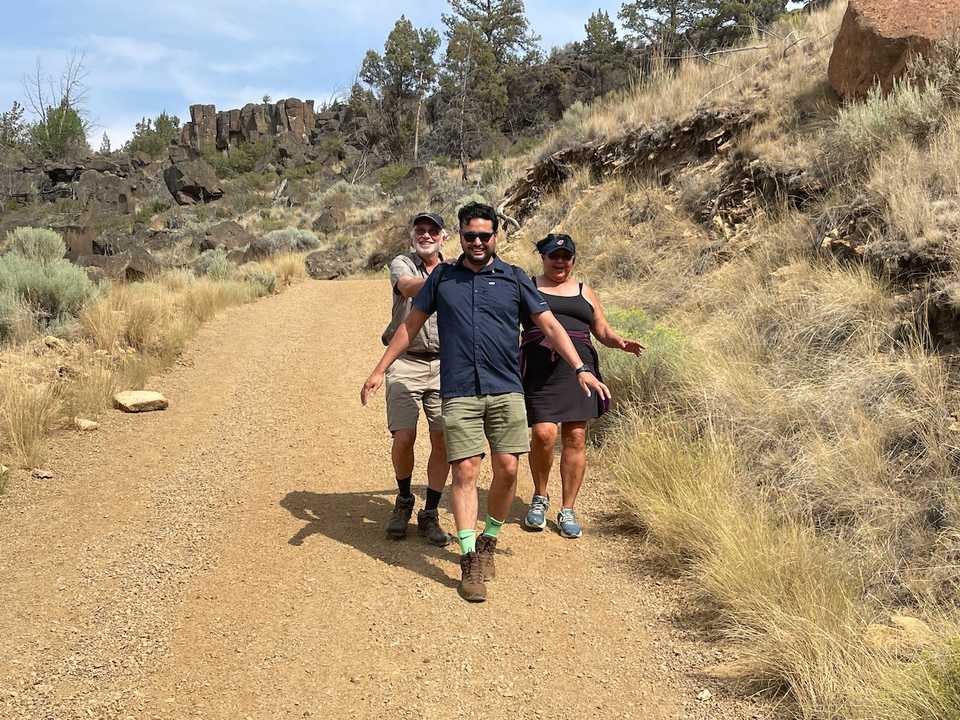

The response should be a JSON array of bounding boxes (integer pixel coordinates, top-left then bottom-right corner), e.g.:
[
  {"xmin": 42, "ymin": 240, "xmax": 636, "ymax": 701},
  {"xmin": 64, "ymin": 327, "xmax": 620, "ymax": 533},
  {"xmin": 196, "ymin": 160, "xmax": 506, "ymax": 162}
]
[
  {"xmin": 89, "ymin": 35, "xmax": 175, "ymax": 66},
  {"xmin": 210, "ymin": 50, "xmax": 308, "ymax": 75}
]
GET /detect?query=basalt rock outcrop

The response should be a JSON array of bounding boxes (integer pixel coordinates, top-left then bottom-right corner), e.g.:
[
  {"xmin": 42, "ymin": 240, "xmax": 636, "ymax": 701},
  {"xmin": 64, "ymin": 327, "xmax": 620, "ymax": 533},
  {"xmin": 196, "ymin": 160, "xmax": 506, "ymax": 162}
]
[
  {"xmin": 180, "ymin": 98, "xmax": 319, "ymax": 151},
  {"xmin": 1, "ymin": 154, "xmax": 165, "ymax": 213},
  {"xmin": 828, "ymin": 0, "xmax": 960, "ymax": 99},
  {"xmin": 163, "ymin": 146, "xmax": 223, "ymax": 205}
]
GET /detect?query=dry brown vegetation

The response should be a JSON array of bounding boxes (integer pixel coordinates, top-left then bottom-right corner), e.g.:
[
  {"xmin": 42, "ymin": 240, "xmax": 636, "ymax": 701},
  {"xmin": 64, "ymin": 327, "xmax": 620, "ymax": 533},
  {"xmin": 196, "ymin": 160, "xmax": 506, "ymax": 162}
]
[
  {"xmin": 499, "ymin": 2, "xmax": 960, "ymax": 717},
  {"xmin": 0, "ymin": 256, "xmax": 306, "ymax": 469}
]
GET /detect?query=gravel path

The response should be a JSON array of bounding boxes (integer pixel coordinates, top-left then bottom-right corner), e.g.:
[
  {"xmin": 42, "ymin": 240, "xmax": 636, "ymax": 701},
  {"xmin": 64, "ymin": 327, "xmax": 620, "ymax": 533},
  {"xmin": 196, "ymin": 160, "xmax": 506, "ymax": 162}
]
[{"xmin": 0, "ymin": 278, "xmax": 769, "ymax": 720}]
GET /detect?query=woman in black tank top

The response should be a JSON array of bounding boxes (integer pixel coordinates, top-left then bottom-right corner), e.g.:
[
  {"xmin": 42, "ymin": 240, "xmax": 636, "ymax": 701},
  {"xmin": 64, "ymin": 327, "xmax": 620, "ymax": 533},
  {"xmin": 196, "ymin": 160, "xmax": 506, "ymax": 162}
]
[{"xmin": 520, "ymin": 234, "xmax": 645, "ymax": 539}]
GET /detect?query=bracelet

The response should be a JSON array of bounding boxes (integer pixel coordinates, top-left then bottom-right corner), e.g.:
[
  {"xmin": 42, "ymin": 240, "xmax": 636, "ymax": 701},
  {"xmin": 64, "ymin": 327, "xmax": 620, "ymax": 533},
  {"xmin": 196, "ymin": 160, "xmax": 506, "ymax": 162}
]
[{"xmin": 575, "ymin": 365, "xmax": 588, "ymax": 375}]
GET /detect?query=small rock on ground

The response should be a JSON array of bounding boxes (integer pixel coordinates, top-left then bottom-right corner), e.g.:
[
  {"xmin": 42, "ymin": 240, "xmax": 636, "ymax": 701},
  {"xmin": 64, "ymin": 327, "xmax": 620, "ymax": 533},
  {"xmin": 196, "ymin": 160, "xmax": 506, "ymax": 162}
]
[
  {"xmin": 75, "ymin": 418, "xmax": 100, "ymax": 431},
  {"xmin": 113, "ymin": 391, "xmax": 169, "ymax": 413}
]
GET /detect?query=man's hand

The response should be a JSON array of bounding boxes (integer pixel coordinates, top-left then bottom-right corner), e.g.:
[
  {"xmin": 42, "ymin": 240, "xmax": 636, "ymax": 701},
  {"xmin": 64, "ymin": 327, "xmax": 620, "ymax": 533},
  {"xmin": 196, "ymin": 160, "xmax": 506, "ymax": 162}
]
[
  {"xmin": 361, "ymin": 372, "xmax": 385, "ymax": 406},
  {"xmin": 577, "ymin": 371, "xmax": 611, "ymax": 400},
  {"xmin": 618, "ymin": 338, "xmax": 645, "ymax": 356}
]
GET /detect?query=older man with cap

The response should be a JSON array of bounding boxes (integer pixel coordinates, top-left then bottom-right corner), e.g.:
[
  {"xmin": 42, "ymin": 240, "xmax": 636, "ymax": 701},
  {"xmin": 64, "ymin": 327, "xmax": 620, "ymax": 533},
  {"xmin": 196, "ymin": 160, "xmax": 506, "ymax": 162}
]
[{"xmin": 379, "ymin": 211, "xmax": 451, "ymax": 546}]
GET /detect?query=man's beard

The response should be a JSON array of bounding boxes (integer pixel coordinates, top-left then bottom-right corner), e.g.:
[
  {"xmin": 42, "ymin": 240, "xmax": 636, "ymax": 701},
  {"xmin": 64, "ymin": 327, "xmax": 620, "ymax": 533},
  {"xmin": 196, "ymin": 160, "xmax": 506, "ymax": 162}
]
[{"xmin": 414, "ymin": 241, "xmax": 440, "ymax": 259}]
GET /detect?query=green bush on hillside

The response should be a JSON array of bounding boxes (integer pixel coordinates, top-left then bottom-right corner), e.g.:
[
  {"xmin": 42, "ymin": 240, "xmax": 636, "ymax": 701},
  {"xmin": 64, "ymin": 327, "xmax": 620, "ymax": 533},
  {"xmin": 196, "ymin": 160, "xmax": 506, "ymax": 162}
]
[
  {"xmin": 263, "ymin": 228, "xmax": 321, "ymax": 253},
  {"xmin": 828, "ymin": 80, "xmax": 945, "ymax": 174},
  {"xmin": 0, "ymin": 253, "xmax": 96, "ymax": 333},
  {"xmin": 379, "ymin": 163, "xmax": 412, "ymax": 193},
  {"xmin": 193, "ymin": 249, "xmax": 234, "ymax": 281},
  {"xmin": 5, "ymin": 227, "xmax": 66, "ymax": 264},
  {"xmin": 240, "ymin": 267, "xmax": 278, "ymax": 297},
  {"xmin": 600, "ymin": 307, "xmax": 685, "ymax": 406}
]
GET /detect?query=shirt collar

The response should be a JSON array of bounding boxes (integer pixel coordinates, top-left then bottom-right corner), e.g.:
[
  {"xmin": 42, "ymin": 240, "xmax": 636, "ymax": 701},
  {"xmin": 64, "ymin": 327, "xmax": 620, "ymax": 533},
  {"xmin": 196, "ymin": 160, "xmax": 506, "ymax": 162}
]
[{"xmin": 455, "ymin": 253, "xmax": 509, "ymax": 274}]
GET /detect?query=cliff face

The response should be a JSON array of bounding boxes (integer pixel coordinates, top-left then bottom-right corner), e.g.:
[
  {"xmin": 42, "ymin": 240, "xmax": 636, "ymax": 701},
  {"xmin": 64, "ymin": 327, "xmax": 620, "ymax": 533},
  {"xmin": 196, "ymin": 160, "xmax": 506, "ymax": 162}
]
[{"xmin": 179, "ymin": 98, "xmax": 318, "ymax": 151}]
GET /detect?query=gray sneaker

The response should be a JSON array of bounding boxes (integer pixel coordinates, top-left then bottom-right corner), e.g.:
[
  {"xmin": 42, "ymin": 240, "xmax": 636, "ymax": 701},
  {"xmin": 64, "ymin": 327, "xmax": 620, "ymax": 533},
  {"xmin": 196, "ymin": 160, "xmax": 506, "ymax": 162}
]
[
  {"xmin": 524, "ymin": 495, "xmax": 549, "ymax": 531},
  {"xmin": 386, "ymin": 495, "xmax": 415, "ymax": 539},
  {"xmin": 557, "ymin": 508, "xmax": 583, "ymax": 539}
]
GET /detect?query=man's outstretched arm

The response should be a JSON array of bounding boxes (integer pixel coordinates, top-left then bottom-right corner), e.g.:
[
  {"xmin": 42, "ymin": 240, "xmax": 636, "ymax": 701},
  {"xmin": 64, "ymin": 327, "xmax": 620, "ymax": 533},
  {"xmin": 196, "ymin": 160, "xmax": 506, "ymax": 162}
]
[
  {"xmin": 360, "ymin": 309, "xmax": 429, "ymax": 405},
  {"xmin": 531, "ymin": 310, "xmax": 611, "ymax": 401}
]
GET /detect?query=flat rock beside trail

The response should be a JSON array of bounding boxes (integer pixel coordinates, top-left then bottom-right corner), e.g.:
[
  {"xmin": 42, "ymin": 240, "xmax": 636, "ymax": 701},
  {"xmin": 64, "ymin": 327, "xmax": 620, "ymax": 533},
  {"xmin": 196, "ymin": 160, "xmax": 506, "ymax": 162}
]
[{"xmin": 113, "ymin": 390, "xmax": 169, "ymax": 413}]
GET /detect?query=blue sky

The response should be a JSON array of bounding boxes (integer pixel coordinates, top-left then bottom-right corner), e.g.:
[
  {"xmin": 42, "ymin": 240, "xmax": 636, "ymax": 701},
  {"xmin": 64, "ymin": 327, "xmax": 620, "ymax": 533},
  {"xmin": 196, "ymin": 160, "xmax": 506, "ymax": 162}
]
[{"xmin": 0, "ymin": 0, "xmax": 627, "ymax": 148}]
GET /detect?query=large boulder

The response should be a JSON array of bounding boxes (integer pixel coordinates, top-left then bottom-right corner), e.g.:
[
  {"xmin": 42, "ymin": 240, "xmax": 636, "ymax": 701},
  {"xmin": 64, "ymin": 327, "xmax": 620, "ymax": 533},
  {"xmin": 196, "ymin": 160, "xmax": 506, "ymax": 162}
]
[
  {"xmin": 828, "ymin": 0, "xmax": 960, "ymax": 99},
  {"xmin": 304, "ymin": 247, "xmax": 355, "ymax": 280},
  {"xmin": 200, "ymin": 221, "xmax": 255, "ymax": 252},
  {"xmin": 77, "ymin": 247, "xmax": 163, "ymax": 282},
  {"xmin": 163, "ymin": 146, "xmax": 223, "ymax": 205}
]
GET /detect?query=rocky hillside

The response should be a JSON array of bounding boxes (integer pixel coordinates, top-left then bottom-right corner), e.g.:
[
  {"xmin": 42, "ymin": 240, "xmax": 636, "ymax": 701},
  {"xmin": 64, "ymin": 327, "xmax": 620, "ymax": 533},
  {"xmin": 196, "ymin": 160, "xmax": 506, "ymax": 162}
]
[{"xmin": 489, "ymin": 1, "xmax": 960, "ymax": 718}]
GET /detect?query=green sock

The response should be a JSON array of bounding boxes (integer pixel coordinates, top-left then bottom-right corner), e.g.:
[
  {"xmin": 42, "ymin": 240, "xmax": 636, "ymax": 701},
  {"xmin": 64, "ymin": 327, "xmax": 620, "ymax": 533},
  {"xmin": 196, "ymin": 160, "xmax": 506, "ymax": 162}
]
[
  {"xmin": 457, "ymin": 529, "xmax": 477, "ymax": 555},
  {"xmin": 482, "ymin": 515, "xmax": 505, "ymax": 538}
]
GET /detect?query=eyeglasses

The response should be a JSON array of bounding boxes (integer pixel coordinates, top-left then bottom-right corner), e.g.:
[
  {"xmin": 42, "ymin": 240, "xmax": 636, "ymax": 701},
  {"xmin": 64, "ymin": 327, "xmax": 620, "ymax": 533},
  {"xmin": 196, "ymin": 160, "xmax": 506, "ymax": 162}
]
[
  {"xmin": 462, "ymin": 231, "xmax": 495, "ymax": 244},
  {"xmin": 413, "ymin": 226, "xmax": 442, "ymax": 237}
]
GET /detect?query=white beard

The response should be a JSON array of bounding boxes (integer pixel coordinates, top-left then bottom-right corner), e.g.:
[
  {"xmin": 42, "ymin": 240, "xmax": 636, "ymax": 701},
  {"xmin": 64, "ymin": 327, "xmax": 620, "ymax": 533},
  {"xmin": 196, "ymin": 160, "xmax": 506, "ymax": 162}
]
[{"xmin": 414, "ymin": 242, "xmax": 440, "ymax": 260}]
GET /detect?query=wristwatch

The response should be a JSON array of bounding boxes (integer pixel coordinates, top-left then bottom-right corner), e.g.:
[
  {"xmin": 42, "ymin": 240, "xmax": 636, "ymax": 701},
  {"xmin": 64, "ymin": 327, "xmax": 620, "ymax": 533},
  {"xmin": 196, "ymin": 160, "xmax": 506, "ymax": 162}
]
[{"xmin": 575, "ymin": 365, "xmax": 588, "ymax": 375}]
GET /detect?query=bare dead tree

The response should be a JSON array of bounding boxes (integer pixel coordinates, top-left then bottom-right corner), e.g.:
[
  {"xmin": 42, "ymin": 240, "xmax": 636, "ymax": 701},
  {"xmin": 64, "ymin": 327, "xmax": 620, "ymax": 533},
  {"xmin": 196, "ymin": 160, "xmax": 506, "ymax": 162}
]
[
  {"xmin": 457, "ymin": 34, "xmax": 474, "ymax": 184},
  {"xmin": 22, "ymin": 50, "xmax": 92, "ymax": 156}
]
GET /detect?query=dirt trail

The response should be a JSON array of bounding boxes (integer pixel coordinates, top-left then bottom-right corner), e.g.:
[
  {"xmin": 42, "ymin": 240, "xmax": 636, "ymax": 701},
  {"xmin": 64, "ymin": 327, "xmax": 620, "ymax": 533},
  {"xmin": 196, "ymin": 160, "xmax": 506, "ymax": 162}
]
[{"xmin": 0, "ymin": 279, "xmax": 759, "ymax": 720}]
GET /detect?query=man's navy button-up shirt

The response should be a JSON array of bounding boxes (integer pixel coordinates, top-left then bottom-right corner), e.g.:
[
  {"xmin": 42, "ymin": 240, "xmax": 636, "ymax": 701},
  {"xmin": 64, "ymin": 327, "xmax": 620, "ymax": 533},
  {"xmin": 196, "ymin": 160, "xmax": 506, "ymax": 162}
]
[{"xmin": 413, "ymin": 255, "xmax": 549, "ymax": 399}]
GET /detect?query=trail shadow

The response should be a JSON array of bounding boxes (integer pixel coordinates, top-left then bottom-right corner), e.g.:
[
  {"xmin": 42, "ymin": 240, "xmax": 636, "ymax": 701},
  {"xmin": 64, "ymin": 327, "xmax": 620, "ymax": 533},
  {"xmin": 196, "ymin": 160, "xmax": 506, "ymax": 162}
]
[{"xmin": 279, "ymin": 486, "xmax": 527, "ymax": 590}]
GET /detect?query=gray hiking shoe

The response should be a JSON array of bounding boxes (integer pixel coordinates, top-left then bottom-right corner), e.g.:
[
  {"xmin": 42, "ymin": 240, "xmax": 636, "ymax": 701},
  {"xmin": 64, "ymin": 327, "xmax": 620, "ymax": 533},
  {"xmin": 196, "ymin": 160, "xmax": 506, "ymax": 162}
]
[
  {"xmin": 524, "ymin": 495, "xmax": 549, "ymax": 531},
  {"xmin": 557, "ymin": 508, "xmax": 583, "ymax": 539},
  {"xmin": 417, "ymin": 509, "xmax": 452, "ymax": 546},
  {"xmin": 386, "ymin": 495, "xmax": 415, "ymax": 539}
]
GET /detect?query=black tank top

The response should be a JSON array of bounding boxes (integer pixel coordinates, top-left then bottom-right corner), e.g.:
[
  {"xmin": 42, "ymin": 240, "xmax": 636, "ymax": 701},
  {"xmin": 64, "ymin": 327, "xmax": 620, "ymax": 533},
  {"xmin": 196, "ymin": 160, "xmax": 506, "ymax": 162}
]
[{"xmin": 532, "ymin": 280, "xmax": 594, "ymax": 333}]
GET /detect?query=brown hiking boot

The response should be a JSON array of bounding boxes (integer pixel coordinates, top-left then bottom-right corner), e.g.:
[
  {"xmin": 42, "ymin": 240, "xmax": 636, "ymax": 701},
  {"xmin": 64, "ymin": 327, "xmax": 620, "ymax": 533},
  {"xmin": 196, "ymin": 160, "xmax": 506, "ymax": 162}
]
[
  {"xmin": 476, "ymin": 534, "xmax": 497, "ymax": 581},
  {"xmin": 417, "ymin": 509, "xmax": 452, "ymax": 546},
  {"xmin": 458, "ymin": 552, "xmax": 486, "ymax": 602},
  {"xmin": 385, "ymin": 495, "xmax": 415, "ymax": 540}
]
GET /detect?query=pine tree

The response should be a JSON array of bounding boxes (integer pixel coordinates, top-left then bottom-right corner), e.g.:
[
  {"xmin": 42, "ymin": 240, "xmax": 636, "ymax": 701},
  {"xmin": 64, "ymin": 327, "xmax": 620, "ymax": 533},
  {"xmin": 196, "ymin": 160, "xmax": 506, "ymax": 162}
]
[
  {"xmin": 359, "ymin": 15, "xmax": 440, "ymax": 160},
  {"xmin": 99, "ymin": 132, "xmax": 111, "ymax": 155},
  {"xmin": 583, "ymin": 10, "xmax": 622, "ymax": 96},
  {"xmin": 619, "ymin": 0, "xmax": 711, "ymax": 55}
]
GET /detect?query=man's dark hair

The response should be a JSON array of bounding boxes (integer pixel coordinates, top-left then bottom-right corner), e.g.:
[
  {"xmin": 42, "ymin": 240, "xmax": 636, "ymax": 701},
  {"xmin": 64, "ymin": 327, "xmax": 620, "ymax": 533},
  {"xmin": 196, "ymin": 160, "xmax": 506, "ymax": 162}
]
[{"xmin": 458, "ymin": 201, "xmax": 499, "ymax": 233}]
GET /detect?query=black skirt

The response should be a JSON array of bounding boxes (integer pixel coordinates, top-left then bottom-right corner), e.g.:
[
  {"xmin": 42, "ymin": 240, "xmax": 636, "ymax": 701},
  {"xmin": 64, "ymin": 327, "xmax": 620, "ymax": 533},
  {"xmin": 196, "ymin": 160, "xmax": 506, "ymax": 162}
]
[{"xmin": 522, "ymin": 338, "xmax": 604, "ymax": 425}]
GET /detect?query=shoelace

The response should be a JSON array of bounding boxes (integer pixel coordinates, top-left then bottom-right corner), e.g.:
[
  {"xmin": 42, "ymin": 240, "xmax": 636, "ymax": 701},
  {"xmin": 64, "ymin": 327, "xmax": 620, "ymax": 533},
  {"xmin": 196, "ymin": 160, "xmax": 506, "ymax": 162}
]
[
  {"xmin": 559, "ymin": 510, "xmax": 577, "ymax": 525},
  {"xmin": 530, "ymin": 498, "xmax": 548, "ymax": 514}
]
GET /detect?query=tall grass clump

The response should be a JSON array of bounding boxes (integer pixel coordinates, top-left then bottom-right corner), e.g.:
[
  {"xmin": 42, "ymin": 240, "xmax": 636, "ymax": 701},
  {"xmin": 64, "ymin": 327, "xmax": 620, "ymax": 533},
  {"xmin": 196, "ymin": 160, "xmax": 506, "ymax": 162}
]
[{"xmin": 0, "ymin": 376, "xmax": 60, "ymax": 467}]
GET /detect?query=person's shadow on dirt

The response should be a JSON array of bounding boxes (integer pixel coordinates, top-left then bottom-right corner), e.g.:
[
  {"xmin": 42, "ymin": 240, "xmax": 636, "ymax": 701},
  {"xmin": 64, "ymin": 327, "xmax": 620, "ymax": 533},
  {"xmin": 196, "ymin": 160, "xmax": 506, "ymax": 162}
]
[{"xmin": 280, "ymin": 487, "xmax": 526, "ymax": 590}]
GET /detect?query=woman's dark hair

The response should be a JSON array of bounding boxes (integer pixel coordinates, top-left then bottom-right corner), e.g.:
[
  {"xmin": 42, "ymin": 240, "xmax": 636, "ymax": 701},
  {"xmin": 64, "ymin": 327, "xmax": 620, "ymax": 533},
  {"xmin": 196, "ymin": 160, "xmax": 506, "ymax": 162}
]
[{"xmin": 458, "ymin": 201, "xmax": 499, "ymax": 233}]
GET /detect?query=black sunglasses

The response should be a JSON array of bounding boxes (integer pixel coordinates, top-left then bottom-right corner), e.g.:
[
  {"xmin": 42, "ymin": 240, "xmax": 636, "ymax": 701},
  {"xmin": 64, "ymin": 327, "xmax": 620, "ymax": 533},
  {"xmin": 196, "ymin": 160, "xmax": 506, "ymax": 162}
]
[{"xmin": 462, "ymin": 231, "xmax": 495, "ymax": 243}]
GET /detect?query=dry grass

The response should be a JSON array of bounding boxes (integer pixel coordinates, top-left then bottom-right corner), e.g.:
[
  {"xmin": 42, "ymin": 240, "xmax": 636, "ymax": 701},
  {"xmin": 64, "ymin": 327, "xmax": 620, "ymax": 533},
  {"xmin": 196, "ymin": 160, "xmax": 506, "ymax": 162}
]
[
  {"xmin": 0, "ymin": 374, "xmax": 59, "ymax": 467},
  {"xmin": 2, "ymin": 264, "xmax": 302, "ymax": 468},
  {"xmin": 498, "ymin": 3, "xmax": 960, "ymax": 716},
  {"xmin": 533, "ymin": 3, "xmax": 845, "ymax": 160}
]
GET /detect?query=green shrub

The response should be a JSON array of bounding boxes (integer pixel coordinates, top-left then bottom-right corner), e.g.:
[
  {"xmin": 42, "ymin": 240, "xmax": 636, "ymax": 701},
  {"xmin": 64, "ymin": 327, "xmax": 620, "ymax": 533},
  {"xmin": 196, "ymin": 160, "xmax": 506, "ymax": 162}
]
[
  {"xmin": 264, "ymin": 228, "xmax": 320, "ymax": 253},
  {"xmin": 0, "ymin": 254, "xmax": 96, "ymax": 328},
  {"xmin": 134, "ymin": 199, "xmax": 170, "ymax": 225},
  {"xmin": 828, "ymin": 80, "xmax": 945, "ymax": 174},
  {"xmin": 5, "ymin": 227, "xmax": 66, "ymax": 264},
  {"xmin": 193, "ymin": 248, "xmax": 234, "ymax": 280},
  {"xmin": 480, "ymin": 156, "xmax": 505, "ymax": 186},
  {"xmin": 379, "ymin": 163, "xmax": 412, "ymax": 193},
  {"xmin": 241, "ymin": 267, "xmax": 278, "ymax": 297},
  {"xmin": 600, "ymin": 307, "xmax": 685, "ymax": 406},
  {"xmin": 314, "ymin": 179, "xmax": 377, "ymax": 208}
]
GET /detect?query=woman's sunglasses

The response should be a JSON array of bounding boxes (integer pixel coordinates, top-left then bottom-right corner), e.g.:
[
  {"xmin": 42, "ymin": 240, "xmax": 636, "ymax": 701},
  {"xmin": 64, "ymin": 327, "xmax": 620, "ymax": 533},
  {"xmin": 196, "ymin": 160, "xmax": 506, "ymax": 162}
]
[{"xmin": 462, "ymin": 231, "xmax": 495, "ymax": 243}]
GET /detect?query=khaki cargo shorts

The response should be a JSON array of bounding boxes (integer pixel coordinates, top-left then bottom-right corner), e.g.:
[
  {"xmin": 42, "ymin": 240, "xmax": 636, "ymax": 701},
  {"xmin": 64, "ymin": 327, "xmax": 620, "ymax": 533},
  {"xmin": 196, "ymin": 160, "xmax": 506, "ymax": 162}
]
[
  {"xmin": 385, "ymin": 354, "xmax": 443, "ymax": 433},
  {"xmin": 441, "ymin": 393, "xmax": 530, "ymax": 463}
]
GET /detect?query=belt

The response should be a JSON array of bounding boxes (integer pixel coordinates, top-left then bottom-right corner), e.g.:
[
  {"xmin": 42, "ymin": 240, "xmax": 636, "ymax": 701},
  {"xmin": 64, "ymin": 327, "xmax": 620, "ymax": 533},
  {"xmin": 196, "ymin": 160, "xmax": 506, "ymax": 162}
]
[{"xmin": 405, "ymin": 350, "xmax": 440, "ymax": 362}]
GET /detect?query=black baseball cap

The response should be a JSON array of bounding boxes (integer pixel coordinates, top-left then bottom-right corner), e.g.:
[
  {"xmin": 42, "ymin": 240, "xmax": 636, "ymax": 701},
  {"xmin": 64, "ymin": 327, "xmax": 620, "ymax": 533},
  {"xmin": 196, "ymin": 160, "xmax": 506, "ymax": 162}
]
[
  {"xmin": 536, "ymin": 233, "xmax": 576, "ymax": 256},
  {"xmin": 412, "ymin": 212, "xmax": 445, "ymax": 229}
]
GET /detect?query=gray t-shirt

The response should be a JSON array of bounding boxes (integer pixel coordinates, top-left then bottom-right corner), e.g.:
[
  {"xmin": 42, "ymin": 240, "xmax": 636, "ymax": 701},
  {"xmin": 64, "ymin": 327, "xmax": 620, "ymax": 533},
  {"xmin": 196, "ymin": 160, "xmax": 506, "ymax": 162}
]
[{"xmin": 383, "ymin": 252, "xmax": 441, "ymax": 353}]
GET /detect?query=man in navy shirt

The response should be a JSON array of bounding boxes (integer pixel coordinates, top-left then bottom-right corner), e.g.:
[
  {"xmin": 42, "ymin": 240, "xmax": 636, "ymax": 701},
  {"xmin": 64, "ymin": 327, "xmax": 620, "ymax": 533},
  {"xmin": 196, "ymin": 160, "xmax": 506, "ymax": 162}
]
[{"xmin": 362, "ymin": 202, "xmax": 609, "ymax": 602}]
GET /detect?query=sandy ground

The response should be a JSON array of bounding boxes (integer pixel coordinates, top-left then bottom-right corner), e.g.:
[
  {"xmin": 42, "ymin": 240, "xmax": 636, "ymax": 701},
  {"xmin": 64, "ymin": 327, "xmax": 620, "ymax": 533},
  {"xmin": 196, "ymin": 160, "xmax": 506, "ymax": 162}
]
[{"xmin": 0, "ymin": 278, "xmax": 772, "ymax": 720}]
